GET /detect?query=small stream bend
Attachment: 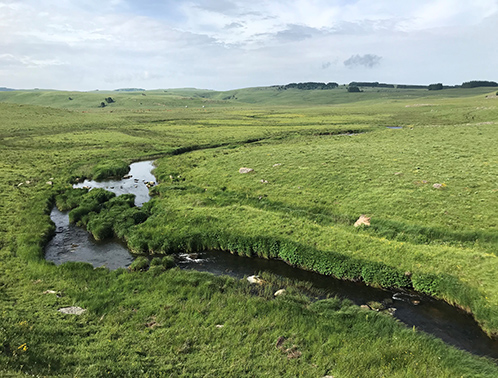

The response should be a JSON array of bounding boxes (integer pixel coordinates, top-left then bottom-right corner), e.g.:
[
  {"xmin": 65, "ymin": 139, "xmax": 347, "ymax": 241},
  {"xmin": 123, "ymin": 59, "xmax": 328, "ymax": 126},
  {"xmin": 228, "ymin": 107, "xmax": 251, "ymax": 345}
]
[{"xmin": 44, "ymin": 160, "xmax": 498, "ymax": 360}]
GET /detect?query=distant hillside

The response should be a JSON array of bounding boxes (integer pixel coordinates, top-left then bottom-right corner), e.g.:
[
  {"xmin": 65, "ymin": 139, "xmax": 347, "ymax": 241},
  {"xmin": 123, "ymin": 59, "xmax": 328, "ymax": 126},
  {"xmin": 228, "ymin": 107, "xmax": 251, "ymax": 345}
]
[
  {"xmin": 0, "ymin": 83, "xmax": 497, "ymax": 110},
  {"xmin": 0, "ymin": 87, "xmax": 15, "ymax": 91}
]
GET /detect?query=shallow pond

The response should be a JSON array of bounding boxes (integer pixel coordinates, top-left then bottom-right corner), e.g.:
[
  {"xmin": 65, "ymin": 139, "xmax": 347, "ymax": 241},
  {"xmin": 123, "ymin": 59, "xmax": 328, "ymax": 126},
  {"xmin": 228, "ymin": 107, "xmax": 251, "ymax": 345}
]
[{"xmin": 44, "ymin": 159, "xmax": 498, "ymax": 360}]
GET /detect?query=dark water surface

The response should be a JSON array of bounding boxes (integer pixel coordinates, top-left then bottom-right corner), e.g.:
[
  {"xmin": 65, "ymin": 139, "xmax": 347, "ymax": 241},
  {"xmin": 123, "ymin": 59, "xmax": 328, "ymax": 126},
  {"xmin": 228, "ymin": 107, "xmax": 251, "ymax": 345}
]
[
  {"xmin": 44, "ymin": 159, "xmax": 498, "ymax": 360},
  {"xmin": 45, "ymin": 208, "xmax": 133, "ymax": 270},
  {"xmin": 177, "ymin": 250, "xmax": 498, "ymax": 360}
]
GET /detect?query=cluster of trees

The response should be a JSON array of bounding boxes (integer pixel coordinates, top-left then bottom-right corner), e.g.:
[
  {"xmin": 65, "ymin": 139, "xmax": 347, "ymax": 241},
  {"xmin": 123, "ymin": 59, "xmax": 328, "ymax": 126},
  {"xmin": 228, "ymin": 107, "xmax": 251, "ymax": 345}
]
[
  {"xmin": 274, "ymin": 82, "xmax": 339, "ymax": 90},
  {"xmin": 348, "ymin": 82, "xmax": 395, "ymax": 88},
  {"xmin": 428, "ymin": 83, "xmax": 444, "ymax": 91},
  {"xmin": 273, "ymin": 80, "xmax": 496, "ymax": 93},
  {"xmin": 461, "ymin": 81, "xmax": 498, "ymax": 88},
  {"xmin": 397, "ymin": 84, "xmax": 428, "ymax": 89}
]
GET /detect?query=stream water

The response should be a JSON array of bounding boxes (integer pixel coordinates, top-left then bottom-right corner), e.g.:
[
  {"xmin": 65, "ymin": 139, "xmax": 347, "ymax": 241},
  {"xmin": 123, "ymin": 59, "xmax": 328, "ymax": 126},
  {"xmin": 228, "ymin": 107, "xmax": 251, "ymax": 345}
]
[{"xmin": 44, "ymin": 160, "xmax": 498, "ymax": 360}]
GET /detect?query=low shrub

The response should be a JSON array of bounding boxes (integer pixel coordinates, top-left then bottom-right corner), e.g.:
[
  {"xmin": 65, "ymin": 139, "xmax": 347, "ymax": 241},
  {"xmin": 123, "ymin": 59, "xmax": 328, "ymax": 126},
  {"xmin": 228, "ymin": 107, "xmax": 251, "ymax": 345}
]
[
  {"xmin": 161, "ymin": 255, "xmax": 175, "ymax": 269},
  {"xmin": 92, "ymin": 160, "xmax": 129, "ymax": 180},
  {"xmin": 150, "ymin": 257, "xmax": 163, "ymax": 266},
  {"xmin": 128, "ymin": 256, "xmax": 149, "ymax": 271}
]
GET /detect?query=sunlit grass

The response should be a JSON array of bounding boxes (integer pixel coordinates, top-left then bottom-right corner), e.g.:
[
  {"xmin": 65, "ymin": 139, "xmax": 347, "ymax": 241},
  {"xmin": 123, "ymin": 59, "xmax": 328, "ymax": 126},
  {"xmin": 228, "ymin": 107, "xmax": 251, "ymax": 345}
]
[{"xmin": 1, "ymin": 87, "xmax": 498, "ymax": 376}]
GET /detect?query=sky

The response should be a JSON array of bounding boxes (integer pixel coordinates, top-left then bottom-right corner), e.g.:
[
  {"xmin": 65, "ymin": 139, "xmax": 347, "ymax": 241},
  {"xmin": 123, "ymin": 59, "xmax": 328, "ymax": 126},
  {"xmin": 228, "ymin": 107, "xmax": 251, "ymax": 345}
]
[{"xmin": 1, "ymin": 0, "xmax": 497, "ymax": 91}]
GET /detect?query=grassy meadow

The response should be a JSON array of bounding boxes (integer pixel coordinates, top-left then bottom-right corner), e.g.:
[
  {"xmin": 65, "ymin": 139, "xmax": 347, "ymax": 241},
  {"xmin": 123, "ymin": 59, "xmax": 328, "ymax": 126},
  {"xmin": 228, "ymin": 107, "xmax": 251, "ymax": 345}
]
[{"xmin": 1, "ymin": 86, "xmax": 498, "ymax": 376}]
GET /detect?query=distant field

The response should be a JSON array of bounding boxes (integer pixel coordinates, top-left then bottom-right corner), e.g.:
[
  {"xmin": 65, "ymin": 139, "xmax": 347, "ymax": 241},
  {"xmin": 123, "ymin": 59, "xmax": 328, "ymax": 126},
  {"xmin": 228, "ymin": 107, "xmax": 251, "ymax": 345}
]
[{"xmin": 1, "ymin": 86, "xmax": 497, "ymax": 376}]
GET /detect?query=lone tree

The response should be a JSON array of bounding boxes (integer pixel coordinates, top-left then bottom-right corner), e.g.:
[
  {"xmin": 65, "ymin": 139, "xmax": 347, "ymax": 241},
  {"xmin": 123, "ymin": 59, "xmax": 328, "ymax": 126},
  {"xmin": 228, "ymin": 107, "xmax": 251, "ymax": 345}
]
[
  {"xmin": 99, "ymin": 102, "xmax": 106, "ymax": 108},
  {"xmin": 105, "ymin": 97, "xmax": 115, "ymax": 103}
]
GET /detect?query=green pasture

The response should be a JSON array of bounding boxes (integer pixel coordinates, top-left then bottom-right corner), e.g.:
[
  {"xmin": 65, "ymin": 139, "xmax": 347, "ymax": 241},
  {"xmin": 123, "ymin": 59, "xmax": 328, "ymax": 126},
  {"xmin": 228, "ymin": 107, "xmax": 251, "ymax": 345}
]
[{"xmin": 0, "ymin": 87, "xmax": 497, "ymax": 376}]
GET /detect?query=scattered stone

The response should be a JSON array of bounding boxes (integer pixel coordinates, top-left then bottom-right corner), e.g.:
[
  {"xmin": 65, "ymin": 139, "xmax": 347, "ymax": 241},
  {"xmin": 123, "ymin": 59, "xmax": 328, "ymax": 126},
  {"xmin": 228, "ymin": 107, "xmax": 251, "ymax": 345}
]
[
  {"xmin": 43, "ymin": 290, "xmax": 57, "ymax": 294},
  {"xmin": 274, "ymin": 289, "xmax": 286, "ymax": 297},
  {"xmin": 360, "ymin": 305, "xmax": 371, "ymax": 310},
  {"xmin": 58, "ymin": 306, "xmax": 86, "ymax": 315},
  {"xmin": 123, "ymin": 174, "xmax": 132, "ymax": 179},
  {"xmin": 239, "ymin": 167, "xmax": 254, "ymax": 174},
  {"xmin": 404, "ymin": 271, "xmax": 412, "ymax": 277},
  {"xmin": 433, "ymin": 183, "xmax": 446, "ymax": 189},
  {"xmin": 17, "ymin": 182, "xmax": 23, "ymax": 187},
  {"xmin": 367, "ymin": 301, "xmax": 384, "ymax": 311},
  {"xmin": 215, "ymin": 324, "xmax": 224, "ymax": 328},
  {"xmin": 46, "ymin": 181, "xmax": 53, "ymax": 185},
  {"xmin": 247, "ymin": 275, "xmax": 263, "ymax": 285},
  {"xmin": 273, "ymin": 163, "xmax": 282, "ymax": 167},
  {"xmin": 387, "ymin": 308, "xmax": 397, "ymax": 315},
  {"xmin": 394, "ymin": 172, "xmax": 403, "ymax": 175},
  {"xmin": 260, "ymin": 179, "xmax": 269, "ymax": 184},
  {"xmin": 354, "ymin": 215, "xmax": 371, "ymax": 227},
  {"xmin": 411, "ymin": 300, "xmax": 421, "ymax": 305},
  {"xmin": 286, "ymin": 349, "xmax": 302, "ymax": 359},
  {"xmin": 25, "ymin": 180, "xmax": 31, "ymax": 184},
  {"xmin": 187, "ymin": 253, "xmax": 200, "ymax": 260}
]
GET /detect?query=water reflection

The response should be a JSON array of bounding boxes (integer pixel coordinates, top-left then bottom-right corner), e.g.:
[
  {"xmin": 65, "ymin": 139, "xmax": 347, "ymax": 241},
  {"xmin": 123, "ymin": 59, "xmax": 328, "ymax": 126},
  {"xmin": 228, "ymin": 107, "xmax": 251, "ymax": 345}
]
[{"xmin": 73, "ymin": 160, "xmax": 156, "ymax": 207}]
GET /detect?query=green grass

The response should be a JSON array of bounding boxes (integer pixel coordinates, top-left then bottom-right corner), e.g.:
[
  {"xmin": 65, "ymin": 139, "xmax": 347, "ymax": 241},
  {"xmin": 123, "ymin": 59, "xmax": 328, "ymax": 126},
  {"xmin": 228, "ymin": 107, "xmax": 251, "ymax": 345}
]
[{"xmin": 1, "ymin": 87, "xmax": 498, "ymax": 376}]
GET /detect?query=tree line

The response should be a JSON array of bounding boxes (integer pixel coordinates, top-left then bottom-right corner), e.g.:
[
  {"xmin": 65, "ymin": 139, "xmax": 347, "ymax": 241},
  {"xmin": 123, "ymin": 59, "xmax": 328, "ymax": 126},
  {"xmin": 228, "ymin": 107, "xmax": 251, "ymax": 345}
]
[{"xmin": 274, "ymin": 82, "xmax": 339, "ymax": 90}]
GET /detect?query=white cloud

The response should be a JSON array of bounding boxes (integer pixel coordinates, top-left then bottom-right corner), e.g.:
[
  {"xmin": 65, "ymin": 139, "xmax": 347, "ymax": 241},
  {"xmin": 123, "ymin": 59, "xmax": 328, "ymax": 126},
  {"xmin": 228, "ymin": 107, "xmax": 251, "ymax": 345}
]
[{"xmin": 0, "ymin": 0, "xmax": 497, "ymax": 90}]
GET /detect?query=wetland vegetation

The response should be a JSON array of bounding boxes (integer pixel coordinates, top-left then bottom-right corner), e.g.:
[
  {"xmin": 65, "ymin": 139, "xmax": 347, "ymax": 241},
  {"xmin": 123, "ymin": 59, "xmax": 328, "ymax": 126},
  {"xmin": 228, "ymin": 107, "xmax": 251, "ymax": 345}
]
[{"xmin": 1, "ymin": 85, "xmax": 497, "ymax": 376}]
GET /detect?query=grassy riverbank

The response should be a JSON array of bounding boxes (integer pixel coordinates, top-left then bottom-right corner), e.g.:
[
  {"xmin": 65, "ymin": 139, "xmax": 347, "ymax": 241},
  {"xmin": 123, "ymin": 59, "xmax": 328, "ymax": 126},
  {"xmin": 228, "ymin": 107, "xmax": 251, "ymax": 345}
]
[{"xmin": 1, "ymin": 87, "xmax": 498, "ymax": 376}]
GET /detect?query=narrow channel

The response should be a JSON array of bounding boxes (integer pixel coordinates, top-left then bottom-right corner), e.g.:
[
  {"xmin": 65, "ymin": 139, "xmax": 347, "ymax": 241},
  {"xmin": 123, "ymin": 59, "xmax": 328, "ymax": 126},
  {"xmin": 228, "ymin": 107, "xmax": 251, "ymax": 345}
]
[{"xmin": 44, "ymin": 160, "xmax": 498, "ymax": 360}]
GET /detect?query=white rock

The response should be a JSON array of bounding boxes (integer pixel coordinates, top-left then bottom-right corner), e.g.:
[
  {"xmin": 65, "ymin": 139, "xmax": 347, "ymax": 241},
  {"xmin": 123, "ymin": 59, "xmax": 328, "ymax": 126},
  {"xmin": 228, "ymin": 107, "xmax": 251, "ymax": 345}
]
[
  {"xmin": 274, "ymin": 289, "xmax": 286, "ymax": 297},
  {"xmin": 247, "ymin": 275, "xmax": 263, "ymax": 284},
  {"xmin": 239, "ymin": 167, "xmax": 254, "ymax": 174},
  {"xmin": 58, "ymin": 306, "xmax": 86, "ymax": 315},
  {"xmin": 354, "ymin": 215, "xmax": 371, "ymax": 227}
]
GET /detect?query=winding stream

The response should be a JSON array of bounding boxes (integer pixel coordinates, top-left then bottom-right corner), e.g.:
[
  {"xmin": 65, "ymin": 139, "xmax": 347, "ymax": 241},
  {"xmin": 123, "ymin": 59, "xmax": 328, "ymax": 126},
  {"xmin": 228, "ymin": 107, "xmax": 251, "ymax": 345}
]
[{"xmin": 44, "ymin": 160, "xmax": 498, "ymax": 360}]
